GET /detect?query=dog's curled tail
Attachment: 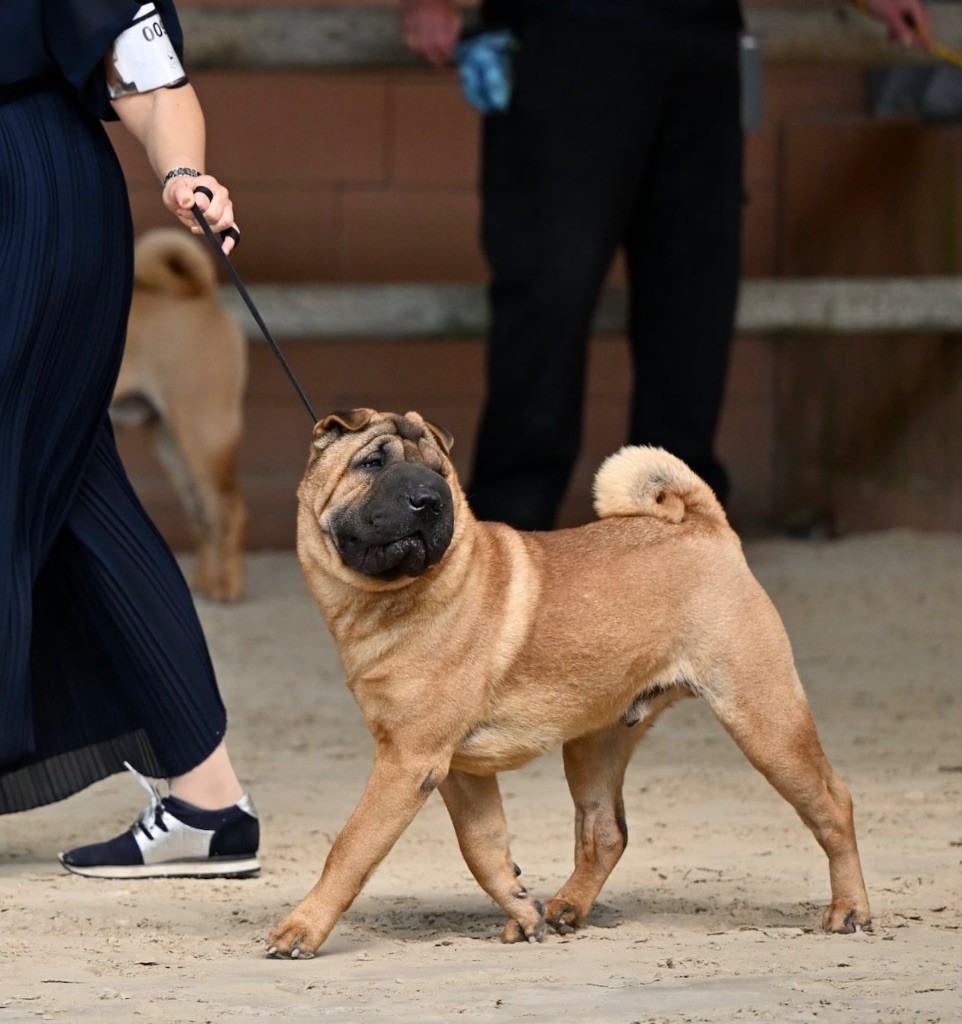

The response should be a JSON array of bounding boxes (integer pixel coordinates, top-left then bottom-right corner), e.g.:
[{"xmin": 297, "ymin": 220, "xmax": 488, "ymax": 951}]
[
  {"xmin": 593, "ymin": 446, "xmax": 728, "ymax": 527},
  {"xmin": 133, "ymin": 228, "xmax": 216, "ymax": 297}
]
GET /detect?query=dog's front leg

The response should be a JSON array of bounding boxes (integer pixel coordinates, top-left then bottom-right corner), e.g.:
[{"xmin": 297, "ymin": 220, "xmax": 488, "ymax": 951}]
[
  {"xmin": 440, "ymin": 770, "xmax": 546, "ymax": 944},
  {"xmin": 267, "ymin": 750, "xmax": 449, "ymax": 959}
]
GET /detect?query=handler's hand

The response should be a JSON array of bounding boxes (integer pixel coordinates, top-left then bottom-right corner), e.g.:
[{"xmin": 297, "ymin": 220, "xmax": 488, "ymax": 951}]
[
  {"xmin": 860, "ymin": 0, "xmax": 931, "ymax": 48},
  {"xmin": 163, "ymin": 174, "xmax": 239, "ymax": 255},
  {"xmin": 399, "ymin": 0, "xmax": 463, "ymax": 66}
]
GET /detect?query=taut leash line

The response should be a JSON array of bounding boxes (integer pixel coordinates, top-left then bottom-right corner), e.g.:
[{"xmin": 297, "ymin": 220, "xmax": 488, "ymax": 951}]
[{"xmin": 189, "ymin": 201, "xmax": 319, "ymax": 424}]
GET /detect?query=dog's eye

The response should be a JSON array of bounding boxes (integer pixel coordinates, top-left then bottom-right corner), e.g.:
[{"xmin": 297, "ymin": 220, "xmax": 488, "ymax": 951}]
[{"xmin": 355, "ymin": 452, "xmax": 384, "ymax": 471}]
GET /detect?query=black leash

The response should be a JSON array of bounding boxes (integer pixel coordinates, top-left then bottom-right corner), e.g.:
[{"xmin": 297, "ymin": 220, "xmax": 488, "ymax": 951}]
[{"xmin": 189, "ymin": 195, "xmax": 319, "ymax": 423}]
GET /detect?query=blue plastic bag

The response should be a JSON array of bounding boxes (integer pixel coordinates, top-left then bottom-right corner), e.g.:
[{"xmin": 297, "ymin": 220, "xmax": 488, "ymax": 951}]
[{"xmin": 455, "ymin": 30, "xmax": 518, "ymax": 115}]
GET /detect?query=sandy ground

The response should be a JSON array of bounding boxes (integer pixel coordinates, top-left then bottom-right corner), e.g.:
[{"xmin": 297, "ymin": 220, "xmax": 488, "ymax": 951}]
[{"xmin": 1, "ymin": 531, "xmax": 961, "ymax": 1023}]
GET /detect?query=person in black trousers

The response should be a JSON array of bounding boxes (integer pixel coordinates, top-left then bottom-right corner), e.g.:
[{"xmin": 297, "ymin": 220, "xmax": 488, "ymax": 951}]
[{"xmin": 400, "ymin": 0, "xmax": 932, "ymax": 530}]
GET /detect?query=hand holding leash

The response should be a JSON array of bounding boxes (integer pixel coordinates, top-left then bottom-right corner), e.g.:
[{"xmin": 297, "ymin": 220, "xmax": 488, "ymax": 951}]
[
  {"xmin": 854, "ymin": 0, "xmax": 932, "ymax": 49},
  {"xmin": 161, "ymin": 171, "xmax": 238, "ymax": 252},
  {"xmin": 192, "ymin": 184, "xmax": 240, "ymax": 253}
]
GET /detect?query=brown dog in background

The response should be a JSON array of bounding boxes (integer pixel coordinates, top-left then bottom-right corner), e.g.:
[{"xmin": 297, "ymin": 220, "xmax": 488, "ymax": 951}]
[
  {"xmin": 111, "ymin": 229, "xmax": 248, "ymax": 602},
  {"xmin": 268, "ymin": 409, "xmax": 871, "ymax": 958}
]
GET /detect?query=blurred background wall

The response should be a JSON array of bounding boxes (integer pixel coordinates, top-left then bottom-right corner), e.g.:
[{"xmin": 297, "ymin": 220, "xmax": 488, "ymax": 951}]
[{"xmin": 108, "ymin": 0, "xmax": 962, "ymax": 548}]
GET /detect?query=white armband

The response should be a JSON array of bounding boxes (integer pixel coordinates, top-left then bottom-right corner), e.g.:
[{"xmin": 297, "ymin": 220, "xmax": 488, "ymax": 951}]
[{"xmin": 106, "ymin": 3, "xmax": 187, "ymax": 100}]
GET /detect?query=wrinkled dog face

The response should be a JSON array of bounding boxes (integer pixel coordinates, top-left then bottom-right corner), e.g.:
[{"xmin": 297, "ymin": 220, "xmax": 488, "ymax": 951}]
[{"xmin": 306, "ymin": 409, "xmax": 456, "ymax": 582}]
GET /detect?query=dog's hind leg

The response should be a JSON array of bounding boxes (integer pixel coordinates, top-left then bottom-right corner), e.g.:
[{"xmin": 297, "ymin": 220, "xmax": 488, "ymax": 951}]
[
  {"xmin": 544, "ymin": 722, "xmax": 647, "ymax": 935},
  {"xmin": 150, "ymin": 414, "xmax": 246, "ymax": 602},
  {"xmin": 440, "ymin": 770, "xmax": 546, "ymax": 944},
  {"xmin": 704, "ymin": 659, "xmax": 871, "ymax": 934},
  {"xmin": 191, "ymin": 442, "xmax": 246, "ymax": 602}
]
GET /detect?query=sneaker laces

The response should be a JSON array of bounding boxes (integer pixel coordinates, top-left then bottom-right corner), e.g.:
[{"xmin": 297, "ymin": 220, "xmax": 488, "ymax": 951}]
[{"xmin": 123, "ymin": 761, "xmax": 169, "ymax": 841}]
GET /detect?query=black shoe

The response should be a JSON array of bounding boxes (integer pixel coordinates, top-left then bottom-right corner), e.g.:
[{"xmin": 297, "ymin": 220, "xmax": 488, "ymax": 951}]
[{"xmin": 59, "ymin": 762, "xmax": 260, "ymax": 879}]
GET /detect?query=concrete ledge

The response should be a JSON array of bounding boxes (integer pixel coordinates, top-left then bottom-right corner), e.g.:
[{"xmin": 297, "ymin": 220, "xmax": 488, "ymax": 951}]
[
  {"xmin": 181, "ymin": 6, "xmax": 423, "ymax": 70},
  {"xmin": 737, "ymin": 277, "xmax": 962, "ymax": 334},
  {"xmin": 222, "ymin": 284, "xmax": 488, "ymax": 339},
  {"xmin": 180, "ymin": 4, "xmax": 962, "ymax": 69},
  {"xmin": 218, "ymin": 278, "xmax": 962, "ymax": 340}
]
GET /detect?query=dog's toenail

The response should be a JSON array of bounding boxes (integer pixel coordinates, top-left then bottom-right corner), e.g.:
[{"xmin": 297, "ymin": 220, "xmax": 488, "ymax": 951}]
[{"xmin": 513, "ymin": 863, "xmax": 522, "ymax": 877}]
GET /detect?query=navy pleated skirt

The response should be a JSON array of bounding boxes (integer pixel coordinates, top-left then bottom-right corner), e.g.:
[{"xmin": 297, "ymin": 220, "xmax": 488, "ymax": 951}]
[{"xmin": 0, "ymin": 83, "xmax": 227, "ymax": 814}]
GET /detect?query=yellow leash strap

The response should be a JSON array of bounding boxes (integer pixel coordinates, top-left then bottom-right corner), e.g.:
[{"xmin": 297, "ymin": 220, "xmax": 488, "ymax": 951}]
[{"xmin": 931, "ymin": 41, "xmax": 962, "ymax": 71}]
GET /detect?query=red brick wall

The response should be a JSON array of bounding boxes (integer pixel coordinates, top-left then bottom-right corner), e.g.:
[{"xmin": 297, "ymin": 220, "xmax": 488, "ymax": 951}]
[{"xmin": 109, "ymin": 2, "xmax": 962, "ymax": 548}]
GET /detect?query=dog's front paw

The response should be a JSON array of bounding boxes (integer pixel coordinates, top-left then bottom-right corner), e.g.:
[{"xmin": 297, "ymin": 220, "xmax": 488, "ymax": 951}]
[
  {"xmin": 821, "ymin": 900, "xmax": 872, "ymax": 935},
  {"xmin": 545, "ymin": 898, "xmax": 584, "ymax": 935},
  {"xmin": 266, "ymin": 910, "xmax": 328, "ymax": 959},
  {"xmin": 501, "ymin": 899, "xmax": 546, "ymax": 944}
]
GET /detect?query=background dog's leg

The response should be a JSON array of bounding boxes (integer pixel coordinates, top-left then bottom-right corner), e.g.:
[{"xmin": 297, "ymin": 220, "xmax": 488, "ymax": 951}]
[
  {"xmin": 267, "ymin": 752, "xmax": 450, "ymax": 958},
  {"xmin": 544, "ymin": 724, "xmax": 642, "ymax": 935},
  {"xmin": 151, "ymin": 414, "xmax": 246, "ymax": 602},
  {"xmin": 440, "ymin": 770, "xmax": 546, "ymax": 944},
  {"xmin": 706, "ymin": 669, "xmax": 871, "ymax": 934}
]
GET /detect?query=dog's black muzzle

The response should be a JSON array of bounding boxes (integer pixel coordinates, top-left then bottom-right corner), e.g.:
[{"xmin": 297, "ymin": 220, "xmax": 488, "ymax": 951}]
[{"xmin": 331, "ymin": 463, "xmax": 454, "ymax": 580}]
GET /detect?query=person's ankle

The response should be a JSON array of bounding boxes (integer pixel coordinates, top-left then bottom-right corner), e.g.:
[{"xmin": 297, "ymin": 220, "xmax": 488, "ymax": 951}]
[{"xmin": 168, "ymin": 782, "xmax": 245, "ymax": 810}]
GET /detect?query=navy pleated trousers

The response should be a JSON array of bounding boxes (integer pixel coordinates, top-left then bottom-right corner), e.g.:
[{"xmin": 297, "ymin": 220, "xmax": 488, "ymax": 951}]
[{"xmin": 0, "ymin": 84, "xmax": 227, "ymax": 814}]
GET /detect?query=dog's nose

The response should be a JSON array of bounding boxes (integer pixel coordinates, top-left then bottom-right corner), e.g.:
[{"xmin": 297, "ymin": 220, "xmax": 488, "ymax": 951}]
[{"xmin": 406, "ymin": 487, "xmax": 443, "ymax": 517}]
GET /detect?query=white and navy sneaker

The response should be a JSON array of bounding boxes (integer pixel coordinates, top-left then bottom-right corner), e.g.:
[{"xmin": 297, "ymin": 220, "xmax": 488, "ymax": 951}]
[{"xmin": 59, "ymin": 763, "xmax": 260, "ymax": 879}]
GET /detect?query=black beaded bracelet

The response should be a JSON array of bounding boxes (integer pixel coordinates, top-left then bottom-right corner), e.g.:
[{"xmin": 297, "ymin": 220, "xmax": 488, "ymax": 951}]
[{"xmin": 162, "ymin": 167, "xmax": 202, "ymax": 186}]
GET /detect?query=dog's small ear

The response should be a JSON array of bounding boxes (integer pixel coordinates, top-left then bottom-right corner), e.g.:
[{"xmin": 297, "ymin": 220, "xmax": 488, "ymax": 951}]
[
  {"xmin": 313, "ymin": 409, "xmax": 375, "ymax": 439},
  {"xmin": 425, "ymin": 420, "xmax": 454, "ymax": 453}
]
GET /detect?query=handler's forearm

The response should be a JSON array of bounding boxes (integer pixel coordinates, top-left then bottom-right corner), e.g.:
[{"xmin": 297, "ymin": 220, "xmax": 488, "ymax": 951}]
[{"xmin": 111, "ymin": 84, "xmax": 206, "ymax": 183}]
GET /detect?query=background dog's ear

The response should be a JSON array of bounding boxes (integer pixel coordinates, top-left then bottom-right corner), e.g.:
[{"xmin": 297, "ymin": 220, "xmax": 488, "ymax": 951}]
[
  {"xmin": 425, "ymin": 420, "xmax": 454, "ymax": 453},
  {"xmin": 313, "ymin": 409, "xmax": 375, "ymax": 439}
]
